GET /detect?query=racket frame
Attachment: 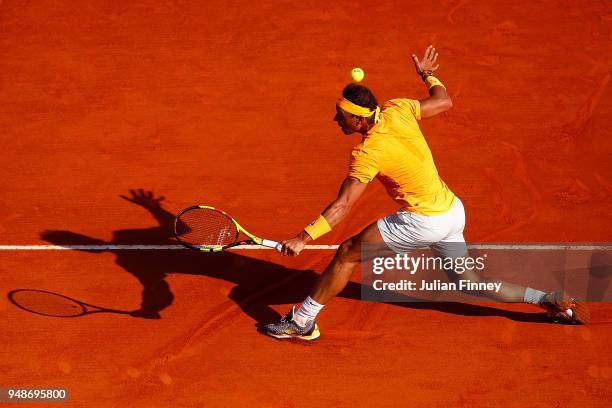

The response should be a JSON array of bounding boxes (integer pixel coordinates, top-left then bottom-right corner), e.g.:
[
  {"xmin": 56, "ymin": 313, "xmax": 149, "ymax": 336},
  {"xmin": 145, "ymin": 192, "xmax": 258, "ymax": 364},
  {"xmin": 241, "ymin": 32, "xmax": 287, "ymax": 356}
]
[{"xmin": 174, "ymin": 205, "xmax": 282, "ymax": 252}]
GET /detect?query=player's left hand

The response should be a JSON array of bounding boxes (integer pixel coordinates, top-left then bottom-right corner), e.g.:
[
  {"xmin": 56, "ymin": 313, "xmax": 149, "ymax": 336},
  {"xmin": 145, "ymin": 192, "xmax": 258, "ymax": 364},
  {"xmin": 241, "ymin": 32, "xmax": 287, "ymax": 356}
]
[
  {"xmin": 120, "ymin": 189, "xmax": 165, "ymax": 208},
  {"xmin": 281, "ymin": 236, "xmax": 307, "ymax": 256},
  {"xmin": 412, "ymin": 45, "xmax": 440, "ymax": 77}
]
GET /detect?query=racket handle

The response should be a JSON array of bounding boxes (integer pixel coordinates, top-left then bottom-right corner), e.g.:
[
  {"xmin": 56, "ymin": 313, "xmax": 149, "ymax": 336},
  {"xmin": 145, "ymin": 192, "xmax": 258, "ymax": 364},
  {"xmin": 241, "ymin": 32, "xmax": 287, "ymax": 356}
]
[{"xmin": 261, "ymin": 239, "xmax": 283, "ymax": 252}]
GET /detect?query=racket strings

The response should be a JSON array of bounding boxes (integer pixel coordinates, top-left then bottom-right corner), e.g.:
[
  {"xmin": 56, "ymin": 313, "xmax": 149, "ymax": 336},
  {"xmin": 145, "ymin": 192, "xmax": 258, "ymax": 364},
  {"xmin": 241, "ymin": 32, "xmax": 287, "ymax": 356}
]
[{"xmin": 175, "ymin": 208, "xmax": 238, "ymax": 247}]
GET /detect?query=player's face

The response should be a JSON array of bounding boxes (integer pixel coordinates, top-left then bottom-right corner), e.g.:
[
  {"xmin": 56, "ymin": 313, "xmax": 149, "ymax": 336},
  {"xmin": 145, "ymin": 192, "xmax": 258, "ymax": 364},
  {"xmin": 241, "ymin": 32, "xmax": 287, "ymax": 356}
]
[{"xmin": 334, "ymin": 107, "xmax": 359, "ymax": 135}]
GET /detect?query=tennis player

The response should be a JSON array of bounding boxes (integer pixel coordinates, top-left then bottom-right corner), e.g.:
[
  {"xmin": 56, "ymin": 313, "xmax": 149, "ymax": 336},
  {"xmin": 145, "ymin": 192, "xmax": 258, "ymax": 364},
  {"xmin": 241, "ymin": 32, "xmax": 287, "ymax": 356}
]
[{"xmin": 261, "ymin": 46, "xmax": 589, "ymax": 341}]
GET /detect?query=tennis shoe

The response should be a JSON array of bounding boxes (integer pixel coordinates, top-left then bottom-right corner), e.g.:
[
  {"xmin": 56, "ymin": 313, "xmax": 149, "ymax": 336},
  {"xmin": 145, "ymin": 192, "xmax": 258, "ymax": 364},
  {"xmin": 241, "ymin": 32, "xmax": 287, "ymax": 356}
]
[
  {"xmin": 260, "ymin": 306, "xmax": 320, "ymax": 341},
  {"xmin": 540, "ymin": 291, "xmax": 590, "ymax": 324}
]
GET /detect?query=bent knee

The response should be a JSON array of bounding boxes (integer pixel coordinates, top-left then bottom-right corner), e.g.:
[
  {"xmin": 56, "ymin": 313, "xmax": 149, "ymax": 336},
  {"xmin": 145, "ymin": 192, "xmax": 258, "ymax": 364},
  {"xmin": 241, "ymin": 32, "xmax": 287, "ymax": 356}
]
[{"xmin": 446, "ymin": 266, "xmax": 483, "ymax": 284}]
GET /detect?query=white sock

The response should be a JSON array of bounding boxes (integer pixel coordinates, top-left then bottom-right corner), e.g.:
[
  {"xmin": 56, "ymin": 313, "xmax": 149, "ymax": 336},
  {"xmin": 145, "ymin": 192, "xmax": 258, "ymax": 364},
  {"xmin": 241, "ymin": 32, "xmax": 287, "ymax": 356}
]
[
  {"xmin": 293, "ymin": 296, "xmax": 325, "ymax": 327},
  {"xmin": 524, "ymin": 288, "xmax": 547, "ymax": 304}
]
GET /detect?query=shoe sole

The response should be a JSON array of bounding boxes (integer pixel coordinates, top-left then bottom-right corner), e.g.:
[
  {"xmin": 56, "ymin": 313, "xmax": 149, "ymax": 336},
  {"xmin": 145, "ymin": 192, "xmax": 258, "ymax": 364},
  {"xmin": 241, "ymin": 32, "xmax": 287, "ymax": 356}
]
[
  {"xmin": 266, "ymin": 332, "xmax": 320, "ymax": 341},
  {"xmin": 262, "ymin": 325, "xmax": 321, "ymax": 341}
]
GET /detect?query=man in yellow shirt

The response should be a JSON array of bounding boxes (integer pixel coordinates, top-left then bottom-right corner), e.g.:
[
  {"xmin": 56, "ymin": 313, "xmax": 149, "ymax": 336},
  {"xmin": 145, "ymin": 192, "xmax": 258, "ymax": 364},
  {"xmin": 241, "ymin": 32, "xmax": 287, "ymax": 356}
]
[{"xmin": 261, "ymin": 46, "xmax": 588, "ymax": 341}]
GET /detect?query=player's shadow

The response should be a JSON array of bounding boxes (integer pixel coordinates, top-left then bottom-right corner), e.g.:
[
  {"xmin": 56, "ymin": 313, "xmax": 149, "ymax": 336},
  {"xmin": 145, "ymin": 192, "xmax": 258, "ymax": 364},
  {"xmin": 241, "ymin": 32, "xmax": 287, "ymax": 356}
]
[{"xmin": 38, "ymin": 189, "xmax": 550, "ymax": 324}]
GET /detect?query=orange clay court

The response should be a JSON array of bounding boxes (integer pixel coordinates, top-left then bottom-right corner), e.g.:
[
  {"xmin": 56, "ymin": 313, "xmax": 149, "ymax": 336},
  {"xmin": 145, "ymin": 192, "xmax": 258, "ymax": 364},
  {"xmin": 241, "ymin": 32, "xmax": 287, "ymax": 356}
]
[{"xmin": 1, "ymin": 1, "xmax": 611, "ymax": 407}]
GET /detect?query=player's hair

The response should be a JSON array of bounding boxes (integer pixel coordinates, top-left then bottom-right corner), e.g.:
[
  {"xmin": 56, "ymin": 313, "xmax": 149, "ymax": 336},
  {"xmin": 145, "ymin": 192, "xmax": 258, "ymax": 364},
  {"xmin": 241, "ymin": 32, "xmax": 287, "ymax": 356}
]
[{"xmin": 342, "ymin": 84, "xmax": 378, "ymax": 124}]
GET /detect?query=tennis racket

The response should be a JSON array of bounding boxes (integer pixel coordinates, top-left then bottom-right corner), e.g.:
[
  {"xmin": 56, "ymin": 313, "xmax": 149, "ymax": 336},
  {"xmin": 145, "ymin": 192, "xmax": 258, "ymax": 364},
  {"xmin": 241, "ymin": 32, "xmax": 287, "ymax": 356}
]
[
  {"xmin": 8, "ymin": 289, "xmax": 131, "ymax": 318},
  {"xmin": 173, "ymin": 205, "xmax": 283, "ymax": 252}
]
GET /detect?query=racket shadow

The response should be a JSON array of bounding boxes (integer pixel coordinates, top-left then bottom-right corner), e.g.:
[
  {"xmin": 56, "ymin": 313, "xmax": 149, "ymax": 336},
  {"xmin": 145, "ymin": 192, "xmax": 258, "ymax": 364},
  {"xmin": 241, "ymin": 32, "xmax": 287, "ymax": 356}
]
[
  {"xmin": 33, "ymin": 189, "xmax": 550, "ymax": 325},
  {"xmin": 8, "ymin": 289, "xmax": 132, "ymax": 318}
]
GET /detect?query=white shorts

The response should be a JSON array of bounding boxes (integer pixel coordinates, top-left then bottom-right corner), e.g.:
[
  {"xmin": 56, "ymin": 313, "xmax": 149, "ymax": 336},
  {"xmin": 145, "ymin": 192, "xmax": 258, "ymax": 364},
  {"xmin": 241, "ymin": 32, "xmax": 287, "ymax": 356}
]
[{"xmin": 377, "ymin": 197, "xmax": 468, "ymax": 259}]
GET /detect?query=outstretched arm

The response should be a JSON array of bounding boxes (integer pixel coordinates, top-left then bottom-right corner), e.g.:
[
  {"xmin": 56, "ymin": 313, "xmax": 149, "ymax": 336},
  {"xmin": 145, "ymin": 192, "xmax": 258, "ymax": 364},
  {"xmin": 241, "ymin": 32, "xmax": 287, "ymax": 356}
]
[
  {"xmin": 411, "ymin": 45, "xmax": 453, "ymax": 118},
  {"xmin": 281, "ymin": 177, "xmax": 368, "ymax": 256}
]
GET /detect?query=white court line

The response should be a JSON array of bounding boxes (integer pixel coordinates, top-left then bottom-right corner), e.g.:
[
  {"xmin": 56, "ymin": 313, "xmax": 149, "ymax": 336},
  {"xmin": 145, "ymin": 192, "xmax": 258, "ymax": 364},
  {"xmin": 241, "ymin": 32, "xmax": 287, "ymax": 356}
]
[
  {"xmin": 0, "ymin": 244, "xmax": 610, "ymax": 251},
  {"xmin": 468, "ymin": 244, "xmax": 611, "ymax": 250}
]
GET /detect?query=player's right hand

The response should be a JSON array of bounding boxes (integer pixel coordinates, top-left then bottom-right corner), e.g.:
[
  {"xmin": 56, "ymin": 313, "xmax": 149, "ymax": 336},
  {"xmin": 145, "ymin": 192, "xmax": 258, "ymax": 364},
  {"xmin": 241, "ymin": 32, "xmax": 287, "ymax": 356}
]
[{"xmin": 280, "ymin": 236, "xmax": 307, "ymax": 257}]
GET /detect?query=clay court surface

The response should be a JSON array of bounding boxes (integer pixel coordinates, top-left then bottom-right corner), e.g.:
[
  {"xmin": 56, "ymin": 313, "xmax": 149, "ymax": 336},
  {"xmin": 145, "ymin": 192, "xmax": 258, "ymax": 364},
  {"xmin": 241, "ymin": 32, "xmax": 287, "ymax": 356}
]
[{"xmin": 1, "ymin": 0, "xmax": 611, "ymax": 406}]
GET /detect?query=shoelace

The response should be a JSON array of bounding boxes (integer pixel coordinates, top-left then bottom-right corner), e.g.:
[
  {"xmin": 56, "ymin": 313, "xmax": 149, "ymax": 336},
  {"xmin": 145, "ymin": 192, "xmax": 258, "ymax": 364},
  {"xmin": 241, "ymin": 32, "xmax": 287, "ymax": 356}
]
[{"xmin": 280, "ymin": 307, "xmax": 294, "ymax": 323}]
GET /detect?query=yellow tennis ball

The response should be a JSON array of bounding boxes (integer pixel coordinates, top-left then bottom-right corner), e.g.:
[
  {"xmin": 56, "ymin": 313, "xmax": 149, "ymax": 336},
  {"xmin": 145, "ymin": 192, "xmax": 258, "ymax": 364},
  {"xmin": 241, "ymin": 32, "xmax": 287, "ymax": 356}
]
[{"xmin": 350, "ymin": 67, "xmax": 364, "ymax": 82}]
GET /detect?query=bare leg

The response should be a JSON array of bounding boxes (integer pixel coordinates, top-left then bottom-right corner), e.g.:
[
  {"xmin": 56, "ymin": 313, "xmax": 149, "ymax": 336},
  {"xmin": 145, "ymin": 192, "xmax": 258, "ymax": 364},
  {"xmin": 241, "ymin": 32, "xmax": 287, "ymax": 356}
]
[
  {"xmin": 442, "ymin": 257, "xmax": 527, "ymax": 302},
  {"xmin": 310, "ymin": 221, "xmax": 394, "ymax": 304}
]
